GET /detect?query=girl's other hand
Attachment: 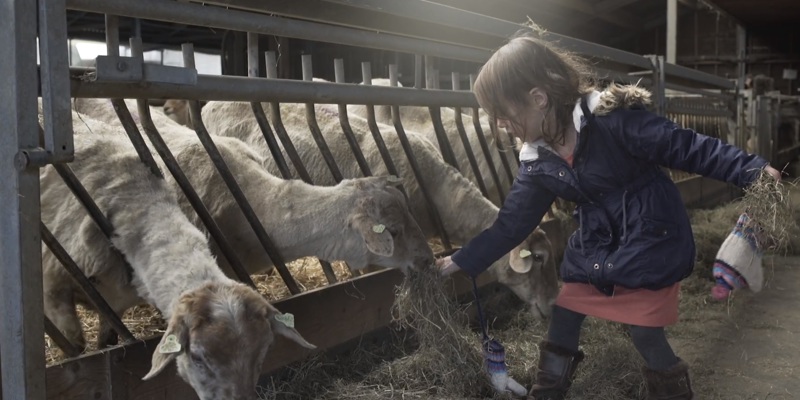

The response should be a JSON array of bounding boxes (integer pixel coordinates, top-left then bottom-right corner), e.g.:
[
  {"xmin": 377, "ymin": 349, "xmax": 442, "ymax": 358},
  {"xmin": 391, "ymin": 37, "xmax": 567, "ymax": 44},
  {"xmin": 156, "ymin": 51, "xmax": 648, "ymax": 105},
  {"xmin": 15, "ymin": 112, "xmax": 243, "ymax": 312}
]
[{"xmin": 764, "ymin": 165, "xmax": 782, "ymax": 182}]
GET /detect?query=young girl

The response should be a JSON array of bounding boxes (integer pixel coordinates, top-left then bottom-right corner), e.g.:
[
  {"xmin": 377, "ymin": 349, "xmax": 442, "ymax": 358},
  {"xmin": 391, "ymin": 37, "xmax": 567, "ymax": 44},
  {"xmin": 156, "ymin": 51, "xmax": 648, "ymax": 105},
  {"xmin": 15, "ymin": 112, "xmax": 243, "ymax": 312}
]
[{"xmin": 436, "ymin": 27, "xmax": 781, "ymax": 400}]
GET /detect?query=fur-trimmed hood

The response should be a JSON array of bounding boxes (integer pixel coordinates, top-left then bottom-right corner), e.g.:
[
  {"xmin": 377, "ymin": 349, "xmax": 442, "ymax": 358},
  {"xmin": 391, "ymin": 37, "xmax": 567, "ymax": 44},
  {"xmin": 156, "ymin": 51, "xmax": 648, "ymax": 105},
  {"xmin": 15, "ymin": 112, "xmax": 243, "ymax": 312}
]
[
  {"xmin": 593, "ymin": 83, "xmax": 652, "ymax": 116},
  {"xmin": 520, "ymin": 84, "xmax": 652, "ymax": 162}
]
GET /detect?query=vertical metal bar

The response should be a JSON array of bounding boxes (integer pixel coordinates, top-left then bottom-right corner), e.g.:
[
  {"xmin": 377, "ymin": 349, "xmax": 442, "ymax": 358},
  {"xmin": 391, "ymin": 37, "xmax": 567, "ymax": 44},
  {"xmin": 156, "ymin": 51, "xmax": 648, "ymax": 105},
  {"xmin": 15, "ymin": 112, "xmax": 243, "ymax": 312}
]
[
  {"xmin": 469, "ymin": 74, "xmax": 514, "ymax": 194},
  {"xmin": 246, "ymin": 34, "xmax": 293, "ymax": 179},
  {"xmin": 38, "ymin": 0, "xmax": 74, "ymax": 160},
  {"xmin": 361, "ymin": 62, "xmax": 402, "ymax": 181},
  {"xmin": 666, "ymin": 0, "xmax": 677, "ymax": 64},
  {"xmin": 651, "ymin": 55, "xmax": 667, "ymax": 116},
  {"xmin": 334, "ymin": 58, "xmax": 372, "ymax": 177},
  {"xmin": 450, "ymin": 71, "xmax": 489, "ymax": 197},
  {"xmin": 265, "ymin": 51, "xmax": 314, "ymax": 184},
  {"xmin": 414, "ymin": 54, "xmax": 423, "ymax": 89},
  {"xmin": 736, "ymin": 24, "xmax": 747, "ymax": 150},
  {"xmin": 40, "ymin": 222, "xmax": 135, "ymax": 343},
  {"xmin": 389, "ymin": 66, "xmax": 452, "ymax": 250},
  {"xmin": 471, "ymin": 74, "xmax": 515, "ymax": 184},
  {"xmin": 182, "ymin": 44, "xmax": 301, "ymax": 294},
  {"xmin": 105, "ymin": 17, "xmax": 164, "ymax": 178},
  {"xmin": 425, "ymin": 56, "xmax": 460, "ymax": 170},
  {"xmin": 0, "ymin": 0, "xmax": 46, "ymax": 396},
  {"xmin": 44, "ymin": 316, "xmax": 81, "ymax": 359},
  {"xmin": 301, "ymin": 54, "xmax": 344, "ymax": 182}
]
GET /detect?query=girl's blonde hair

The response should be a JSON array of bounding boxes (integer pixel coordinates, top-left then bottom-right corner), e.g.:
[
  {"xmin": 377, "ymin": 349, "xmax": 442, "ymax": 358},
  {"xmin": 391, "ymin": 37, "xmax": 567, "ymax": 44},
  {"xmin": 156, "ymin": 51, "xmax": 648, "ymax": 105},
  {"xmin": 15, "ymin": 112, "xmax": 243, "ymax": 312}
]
[{"xmin": 474, "ymin": 22, "xmax": 595, "ymax": 146}]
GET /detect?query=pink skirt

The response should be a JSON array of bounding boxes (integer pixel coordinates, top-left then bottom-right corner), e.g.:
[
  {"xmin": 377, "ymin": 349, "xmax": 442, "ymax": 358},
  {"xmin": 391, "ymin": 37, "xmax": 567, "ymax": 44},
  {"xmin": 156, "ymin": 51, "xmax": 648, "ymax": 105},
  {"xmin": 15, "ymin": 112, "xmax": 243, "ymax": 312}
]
[{"xmin": 555, "ymin": 282, "xmax": 681, "ymax": 327}]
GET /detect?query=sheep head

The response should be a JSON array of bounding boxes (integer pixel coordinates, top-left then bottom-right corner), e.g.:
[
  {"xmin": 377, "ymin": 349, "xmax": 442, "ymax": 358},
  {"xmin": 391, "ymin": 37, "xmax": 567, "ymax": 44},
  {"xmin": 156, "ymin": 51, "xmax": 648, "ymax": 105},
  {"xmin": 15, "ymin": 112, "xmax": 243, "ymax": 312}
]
[
  {"xmin": 494, "ymin": 227, "xmax": 559, "ymax": 319},
  {"xmin": 143, "ymin": 282, "xmax": 315, "ymax": 400},
  {"xmin": 345, "ymin": 176, "xmax": 434, "ymax": 273}
]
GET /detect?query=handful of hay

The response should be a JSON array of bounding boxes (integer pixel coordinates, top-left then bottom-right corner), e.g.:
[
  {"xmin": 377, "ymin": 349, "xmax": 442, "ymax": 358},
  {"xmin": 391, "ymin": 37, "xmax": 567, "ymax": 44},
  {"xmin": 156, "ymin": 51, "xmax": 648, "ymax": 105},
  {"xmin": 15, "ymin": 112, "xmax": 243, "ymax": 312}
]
[{"xmin": 739, "ymin": 169, "xmax": 798, "ymax": 253}]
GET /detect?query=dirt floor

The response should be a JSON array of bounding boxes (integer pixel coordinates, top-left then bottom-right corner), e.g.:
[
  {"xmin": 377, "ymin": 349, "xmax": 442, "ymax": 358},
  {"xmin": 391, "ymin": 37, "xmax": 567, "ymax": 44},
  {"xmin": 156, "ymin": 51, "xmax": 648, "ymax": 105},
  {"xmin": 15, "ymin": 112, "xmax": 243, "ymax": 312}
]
[{"xmin": 669, "ymin": 256, "xmax": 800, "ymax": 400}]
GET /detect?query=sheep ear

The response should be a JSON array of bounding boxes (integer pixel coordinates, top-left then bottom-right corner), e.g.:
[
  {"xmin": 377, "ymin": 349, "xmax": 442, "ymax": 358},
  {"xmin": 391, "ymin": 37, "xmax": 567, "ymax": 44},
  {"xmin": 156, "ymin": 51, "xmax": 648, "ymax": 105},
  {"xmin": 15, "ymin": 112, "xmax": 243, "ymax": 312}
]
[
  {"xmin": 509, "ymin": 247, "xmax": 533, "ymax": 274},
  {"xmin": 266, "ymin": 304, "xmax": 316, "ymax": 350},
  {"xmin": 351, "ymin": 214, "xmax": 394, "ymax": 257},
  {"xmin": 143, "ymin": 314, "xmax": 188, "ymax": 381}
]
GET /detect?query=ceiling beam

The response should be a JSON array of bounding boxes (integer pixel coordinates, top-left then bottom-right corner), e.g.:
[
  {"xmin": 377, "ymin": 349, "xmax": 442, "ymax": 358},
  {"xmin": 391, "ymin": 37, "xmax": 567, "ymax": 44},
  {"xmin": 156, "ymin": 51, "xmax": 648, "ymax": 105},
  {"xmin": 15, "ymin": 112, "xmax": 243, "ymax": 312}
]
[
  {"xmin": 537, "ymin": 0, "xmax": 639, "ymax": 29},
  {"xmin": 563, "ymin": 0, "xmax": 640, "ymax": 31}
]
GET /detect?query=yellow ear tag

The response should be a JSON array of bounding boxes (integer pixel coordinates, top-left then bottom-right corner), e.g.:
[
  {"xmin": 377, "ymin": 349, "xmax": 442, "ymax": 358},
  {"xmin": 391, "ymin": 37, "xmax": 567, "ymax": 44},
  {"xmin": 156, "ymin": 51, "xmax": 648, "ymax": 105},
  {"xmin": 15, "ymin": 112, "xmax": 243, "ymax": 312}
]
[
  {"xmin": 372, "ymin": 224, "xmax": 386, "ymax": 233},
  {"xmin": 274, "ymin": 313, "xmax": 295, "ymax": 329},
  {"xmin": 159, "ymin": 334, "xmax": 182, "ymax": 354},
  {"xmin": 519, "ymin": 249, "xmax": 532, "ymax": 259}
]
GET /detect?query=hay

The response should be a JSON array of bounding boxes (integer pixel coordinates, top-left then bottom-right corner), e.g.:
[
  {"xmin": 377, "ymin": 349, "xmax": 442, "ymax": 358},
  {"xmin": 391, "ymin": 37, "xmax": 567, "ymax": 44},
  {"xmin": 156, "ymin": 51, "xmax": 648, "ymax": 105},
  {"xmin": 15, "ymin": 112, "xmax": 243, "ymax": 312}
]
[
  {"xmin": 739, "ymin": 169, "xmax": 800, "ymax": 253},
  {"xmin": 378, "ymin": 267, "xmax": 488, "ymax": 397}
]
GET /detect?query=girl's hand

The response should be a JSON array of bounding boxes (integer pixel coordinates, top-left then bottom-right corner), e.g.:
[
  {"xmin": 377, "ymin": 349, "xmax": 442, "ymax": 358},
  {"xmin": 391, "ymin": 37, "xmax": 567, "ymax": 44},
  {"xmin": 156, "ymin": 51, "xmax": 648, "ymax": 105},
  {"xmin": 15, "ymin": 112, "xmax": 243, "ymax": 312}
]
[
  {"xmin": 764, "ymin": 165, "xmax": 782, "ymax": 182},
  {"xmin": 435, "ymin": 256, "xmax": 461, "ymax": 276}
]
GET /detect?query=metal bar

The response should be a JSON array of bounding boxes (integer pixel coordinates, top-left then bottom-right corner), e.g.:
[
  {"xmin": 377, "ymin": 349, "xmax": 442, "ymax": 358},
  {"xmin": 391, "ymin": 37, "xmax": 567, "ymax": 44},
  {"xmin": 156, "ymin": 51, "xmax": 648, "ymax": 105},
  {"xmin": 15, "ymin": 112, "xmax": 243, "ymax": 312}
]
[
  {"xmin": 0, "ymin": 0, "xmax": 46, "ymax": 396},
  {"xmin": 300, "ymin": 55, "xmax": 341, "ymax": 285},
  {"xmin": 195, "ymin": 0, "xmax": 501, "ymax": 50},
  {"xmin": 664, "ymin": 105, "xmax": 732, "ymax": 118},
  {"xmin": 69, "ymin": 70, "xmax": 480, "ymax": 107},
  {"xmin": 301, "ymin": 54, "xmax": 344, "ymax": 183},
  {"xmin": 664, "ymin": 82, "xmax": 731, "ymax": 100},
  {"xmin": 38, "ymin": 0, "xmax": 74, "ymax": 161},
  {"xmin": 471, "ymin": 74, "xmax": 516, "ymax": 183},
  {"xmin": 667, "ymin": 0, "xmax": 677, "ymax": 64},
  {"xmin": 736, "ymin": 24, "xmax": 747, "ymax": 150},
  {"xmin": 449, "ymin": 71, "xmax": 488, "ymax": 197},
  {"xmin": 66, "ymin": 0, "xmax": 491, "ymax": 63},
  {"xmin": 470, "ymin": 107, "xmax": 505, "ymax": 203},
  {"xmin": 651, "ymin": 56, "xmax": 667, "ymax": 116},
  {"xmin": 105, "ymin": 17, "xmax": 165, "ymax": 179},
  {"xmin": 40, "ymin": 222, "xmax": 135, "ymax": 343},
  {"xmin": 425, "ymin": 56, "xmax": 459, "ymax": 170},
  {"xmin": 361, "ymin": 63, "xmax": 403, "ymax": 183},
  {"xmin": 181, "ymin": 45, "xmax": 300, "ymax": 294},
  {"xmin": 388, "ymin": 67, "xmax": 452, "ymax": 250},
  {"xmin": 44, "ymin": 316, "xmax": 82, "ymax": 359},
  {"xmin": 662, "ymin": 62, "xmax": 735, "ymax": 90},
  {"xmin": 334, "ymin": 58, "xmax": 372, "ymax": 177},
  {"xmin": 265, "ymin": 52, "xmax": 314, "ymax": 184},
  {"xmin": 414, "ymin": 55, "xmax": 423, "ymax": 90},
  {"xmin": 246, "ymin": 34, "xmax": 293, "ymax": 179}
]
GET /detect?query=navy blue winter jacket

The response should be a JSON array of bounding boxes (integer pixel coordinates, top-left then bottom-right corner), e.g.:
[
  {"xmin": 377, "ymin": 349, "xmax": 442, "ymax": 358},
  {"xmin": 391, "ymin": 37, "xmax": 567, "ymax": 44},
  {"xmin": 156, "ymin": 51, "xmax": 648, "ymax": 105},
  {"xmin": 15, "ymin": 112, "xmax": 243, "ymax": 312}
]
[{"xmin": 452, "ymin": 95, "xmax": 769, "ymax": 295}]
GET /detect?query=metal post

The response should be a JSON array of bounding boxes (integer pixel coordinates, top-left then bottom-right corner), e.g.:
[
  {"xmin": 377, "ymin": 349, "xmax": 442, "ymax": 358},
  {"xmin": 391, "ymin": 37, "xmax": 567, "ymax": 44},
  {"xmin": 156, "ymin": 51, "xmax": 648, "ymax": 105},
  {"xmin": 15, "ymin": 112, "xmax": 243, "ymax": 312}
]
[
  {"xmin": 0, "ymin": 0, "xmax": 47, "ymax": 399},
  {"xmin": 736, "ymin": 24, "xmax": 747, "ymax": 150},
  {"xmin": 650, "ymin": 55, "xmax": 667, "ymax": 116}
]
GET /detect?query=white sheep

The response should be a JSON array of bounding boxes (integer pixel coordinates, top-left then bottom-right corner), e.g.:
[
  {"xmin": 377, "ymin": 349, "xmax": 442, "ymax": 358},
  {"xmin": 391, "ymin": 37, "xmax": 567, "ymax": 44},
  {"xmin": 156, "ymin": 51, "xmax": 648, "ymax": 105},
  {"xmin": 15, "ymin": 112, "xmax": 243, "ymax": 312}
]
[
  {"xmin": 163, "ymin": 99, "xmax": 194, "ymax": 129},
  {"xmin": 346, "ymin": 78, "xmax": 518, "ymax": 207},
  {"xmin": 200, "ymin": 100, "xmax": 559, "ymax": 318},
  {"xmin": 40, "ymin": 111, "xmax": 315, "ymax": 399},
  {"xmin": 70, "ymin": 98, "xmax": 434, "ymax": 279}
]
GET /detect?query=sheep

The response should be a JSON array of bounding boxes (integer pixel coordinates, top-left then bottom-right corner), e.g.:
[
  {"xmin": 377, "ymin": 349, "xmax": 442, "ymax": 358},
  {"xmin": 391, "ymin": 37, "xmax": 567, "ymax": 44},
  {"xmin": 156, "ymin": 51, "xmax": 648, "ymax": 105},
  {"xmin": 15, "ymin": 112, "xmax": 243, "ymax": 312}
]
[
  {"xmin": 71, "ymin": 98, "xmax": 434, "ymax": 279},
  {"xmin": 163, "ymin": 99, "xmax": 194, "ymax": 129},
  {"xmin": 346, "ymin": 78, "xmax": 518, "ymax": 207},
  {"xmin": 200, "ymin": 100, "xmax": 560, "ymax": 318},
  {"xmin": 40, "ymin": 111, "xmax": 315, "ymax": 399}
]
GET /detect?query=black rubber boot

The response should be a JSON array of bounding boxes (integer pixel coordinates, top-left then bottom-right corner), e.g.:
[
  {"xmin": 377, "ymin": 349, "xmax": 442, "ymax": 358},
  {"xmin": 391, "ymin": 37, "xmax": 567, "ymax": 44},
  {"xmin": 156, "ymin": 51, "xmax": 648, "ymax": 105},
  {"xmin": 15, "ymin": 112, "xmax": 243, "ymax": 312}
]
[
  {"xmin": 527, "ymin": 341, "xmax": 585, "ymax": 400},
  {"xmin": 642, "ymin": 358, "xmax": 694, "ymax": 400}
]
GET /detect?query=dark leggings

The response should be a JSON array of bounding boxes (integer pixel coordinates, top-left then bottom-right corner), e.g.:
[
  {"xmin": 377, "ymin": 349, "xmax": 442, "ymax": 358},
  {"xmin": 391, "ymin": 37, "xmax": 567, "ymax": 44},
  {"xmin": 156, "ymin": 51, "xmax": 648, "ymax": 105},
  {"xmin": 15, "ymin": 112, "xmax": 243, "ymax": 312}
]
[{"xmin": 546, "ymin": 305, "xmax": 679, "ymax": 371}]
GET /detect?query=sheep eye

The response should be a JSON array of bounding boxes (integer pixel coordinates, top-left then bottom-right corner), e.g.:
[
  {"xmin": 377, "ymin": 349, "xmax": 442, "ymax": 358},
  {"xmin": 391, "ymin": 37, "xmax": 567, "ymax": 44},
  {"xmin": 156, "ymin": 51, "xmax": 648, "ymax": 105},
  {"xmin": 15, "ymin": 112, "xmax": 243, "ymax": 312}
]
[
  {"xmin": 532, "ymin": 254, "xmax": 544, "ymax": 262},
  {"xmin": 189, "ymin": 352, "xmax": 205, "ymax": 366}
]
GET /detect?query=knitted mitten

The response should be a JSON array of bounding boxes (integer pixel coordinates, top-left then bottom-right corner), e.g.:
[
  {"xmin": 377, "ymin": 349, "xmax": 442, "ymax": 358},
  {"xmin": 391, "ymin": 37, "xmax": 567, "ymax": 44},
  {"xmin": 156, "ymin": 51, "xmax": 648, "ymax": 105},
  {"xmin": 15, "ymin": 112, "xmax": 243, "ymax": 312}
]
[
  {"xmin": 484, "ymin": 339, "xmax": 527, "ymax": 397},
  {"xmin": 711, "ymin": 212, "xmax": 764, "ymax": 300}
]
